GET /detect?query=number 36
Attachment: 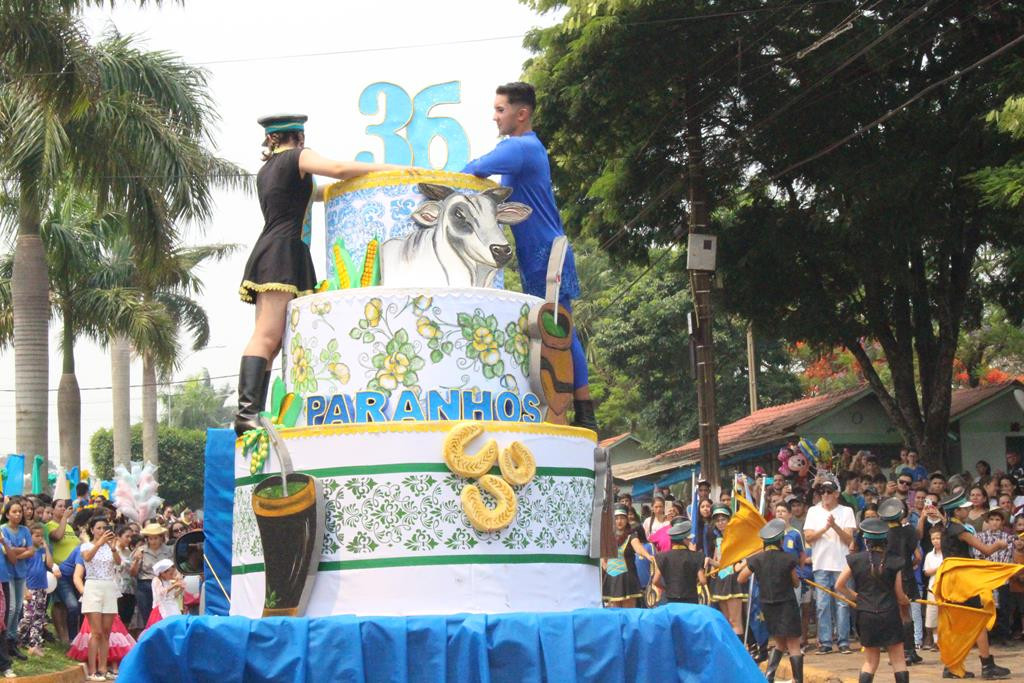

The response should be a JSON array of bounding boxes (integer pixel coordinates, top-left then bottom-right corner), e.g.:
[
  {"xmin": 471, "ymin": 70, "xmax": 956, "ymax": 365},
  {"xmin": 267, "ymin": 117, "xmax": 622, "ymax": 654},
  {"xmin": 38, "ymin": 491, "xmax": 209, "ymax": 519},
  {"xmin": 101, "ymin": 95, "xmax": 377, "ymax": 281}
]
[{"xmin": 355, "ymin": 81, "xmax": 470, "ymax": 172}]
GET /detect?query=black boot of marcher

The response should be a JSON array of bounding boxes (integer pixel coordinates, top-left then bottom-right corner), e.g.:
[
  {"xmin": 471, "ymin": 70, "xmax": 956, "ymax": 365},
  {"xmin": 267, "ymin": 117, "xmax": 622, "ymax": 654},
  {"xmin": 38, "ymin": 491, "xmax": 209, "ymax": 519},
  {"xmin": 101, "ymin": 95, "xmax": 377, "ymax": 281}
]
[
  {"xmin": 904, "ymin": 622, "xmax": 922, "ymax": 664},
  {"xmin": 894, "ymin": 671, "xmax": 909, "ymax": 683},
  {"xmin": 979, "ymin": 654, "xmax": 1011, "ymax": 679},
  {"xmin": 789, "ymin": 654, "xmax": 804, "ymax": 683},
  {"xmin": 857, "ymin": 672, "xmax": 874, "ymax": 683},
  {"xmin": 571, "ymin": 399, "xmax": 598, "ymax": 430},
  {"xmin": 764, "ymin": 648, "xmax": 784, "ymax": 682},
  {"xmin": 234, "ymin": 356, "xmax": 269, "ymax": 436}
]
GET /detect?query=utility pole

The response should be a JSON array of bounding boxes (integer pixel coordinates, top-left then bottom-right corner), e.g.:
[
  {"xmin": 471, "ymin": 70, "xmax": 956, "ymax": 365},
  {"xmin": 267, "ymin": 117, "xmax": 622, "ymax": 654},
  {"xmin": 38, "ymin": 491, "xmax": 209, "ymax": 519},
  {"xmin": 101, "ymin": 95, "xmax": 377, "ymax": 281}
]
[
  {"xmin": 683, "ymin": 66, "xmax": 721, "ymax": 490},
  {"xmin": 747, "ymin": 324, "xmax": 759, "ymax": 414}
]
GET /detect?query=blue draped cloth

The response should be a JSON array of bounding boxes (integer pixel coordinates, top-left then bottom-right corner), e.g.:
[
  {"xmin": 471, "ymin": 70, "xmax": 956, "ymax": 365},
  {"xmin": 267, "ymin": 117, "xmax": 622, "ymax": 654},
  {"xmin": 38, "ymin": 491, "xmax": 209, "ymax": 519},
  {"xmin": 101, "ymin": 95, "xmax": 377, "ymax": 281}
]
[
  {"xmin": 118, "ymin": 606, "xmax": 761, "ymax": 682},
  {"xmin": 202, "ymin": 428, "xmax": 235, "ymax": 616}
]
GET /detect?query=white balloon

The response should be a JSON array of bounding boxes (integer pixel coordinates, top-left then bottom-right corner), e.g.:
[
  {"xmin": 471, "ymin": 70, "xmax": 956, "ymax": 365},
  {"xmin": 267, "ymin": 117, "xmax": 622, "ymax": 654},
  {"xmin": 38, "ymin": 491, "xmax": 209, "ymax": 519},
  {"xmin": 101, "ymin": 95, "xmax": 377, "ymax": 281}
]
[{"xmin": 45, "ymin": 572, "xmax": 57, "ymax": 594}]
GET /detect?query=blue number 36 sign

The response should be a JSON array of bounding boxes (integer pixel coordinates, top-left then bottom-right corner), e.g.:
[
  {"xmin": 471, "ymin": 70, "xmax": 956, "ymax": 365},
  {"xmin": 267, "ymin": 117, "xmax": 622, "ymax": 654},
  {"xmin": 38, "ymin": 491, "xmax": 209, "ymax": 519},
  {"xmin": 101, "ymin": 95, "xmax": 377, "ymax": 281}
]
[{"xmin": 355, "ymin": 81, "xmax": 470, "ymax": 172}]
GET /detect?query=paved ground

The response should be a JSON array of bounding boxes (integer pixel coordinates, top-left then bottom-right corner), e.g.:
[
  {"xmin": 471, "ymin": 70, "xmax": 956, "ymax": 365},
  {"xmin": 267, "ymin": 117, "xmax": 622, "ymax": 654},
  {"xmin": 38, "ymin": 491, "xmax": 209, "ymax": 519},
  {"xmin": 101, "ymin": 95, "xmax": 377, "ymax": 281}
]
[{"xmin": 765, "ymin": 641, "xmax": 1024, "ymax": 682}]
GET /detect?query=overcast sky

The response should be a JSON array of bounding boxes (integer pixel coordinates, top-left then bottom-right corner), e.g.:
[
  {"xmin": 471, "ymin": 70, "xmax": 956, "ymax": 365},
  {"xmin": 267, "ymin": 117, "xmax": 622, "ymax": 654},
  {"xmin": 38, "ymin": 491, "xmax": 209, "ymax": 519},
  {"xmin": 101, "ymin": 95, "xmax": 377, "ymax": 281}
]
[{"xmin": 0, "ymin": 0, "xmax": 563, "ymax": 470}]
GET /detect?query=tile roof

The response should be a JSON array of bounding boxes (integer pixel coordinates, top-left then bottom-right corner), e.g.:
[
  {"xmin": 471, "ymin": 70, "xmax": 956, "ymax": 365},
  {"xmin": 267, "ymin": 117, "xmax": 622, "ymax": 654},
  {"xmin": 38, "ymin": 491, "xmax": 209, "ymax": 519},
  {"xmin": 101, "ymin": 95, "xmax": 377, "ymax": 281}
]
[
  {"xmin": 598, "ymin": 432, "xmax": 633, "ymax": 449},
  {"xmin": 613, "ymin": 380, "xmax": 1024, "ymax": 483},
  {"xmin": 614, "ymin": 385, "xmax": 873, "ymax": 481}
]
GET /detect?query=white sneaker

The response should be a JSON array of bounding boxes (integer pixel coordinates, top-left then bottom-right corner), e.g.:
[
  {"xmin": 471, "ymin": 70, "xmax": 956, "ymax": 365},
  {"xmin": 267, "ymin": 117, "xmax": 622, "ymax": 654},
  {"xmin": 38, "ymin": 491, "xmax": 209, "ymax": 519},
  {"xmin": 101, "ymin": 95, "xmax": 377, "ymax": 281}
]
[{"xmin": 3, "ymin": 670, "xmax": 14, "ymax": 679}]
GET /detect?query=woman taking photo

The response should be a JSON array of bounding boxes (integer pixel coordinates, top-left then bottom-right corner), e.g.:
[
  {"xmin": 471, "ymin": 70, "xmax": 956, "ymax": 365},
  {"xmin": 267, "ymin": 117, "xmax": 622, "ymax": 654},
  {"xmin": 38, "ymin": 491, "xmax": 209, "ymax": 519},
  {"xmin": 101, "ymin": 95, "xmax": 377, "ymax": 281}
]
[
  {"xmin": 80, "ymin": 515, "xmax": 122, "ymax": 682},
  {"xmin": 234, "ymin": 114, "xmax": 407, "ymax": 434}
]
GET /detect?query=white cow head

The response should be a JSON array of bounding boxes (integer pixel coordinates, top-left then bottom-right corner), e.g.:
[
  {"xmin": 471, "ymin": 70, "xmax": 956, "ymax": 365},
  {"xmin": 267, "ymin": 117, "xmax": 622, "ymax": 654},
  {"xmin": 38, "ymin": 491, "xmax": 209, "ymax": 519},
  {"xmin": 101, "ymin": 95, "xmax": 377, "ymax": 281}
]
[{"xmin": 411, "ymin": 183, "xmax": 532, "ymax": 268}]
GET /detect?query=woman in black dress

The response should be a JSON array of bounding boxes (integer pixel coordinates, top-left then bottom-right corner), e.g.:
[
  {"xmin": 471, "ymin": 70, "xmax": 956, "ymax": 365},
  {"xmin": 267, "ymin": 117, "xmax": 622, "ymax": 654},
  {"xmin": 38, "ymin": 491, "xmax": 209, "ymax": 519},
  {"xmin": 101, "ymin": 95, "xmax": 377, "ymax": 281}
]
[
  {"xmin": 836, "ymin": 517, "xmax": 909, "ymax": 683},
  {"xmin": 737, "ymin": 518, "xmax": 803, "ymax": 683},
  {"xmin": 234, "ymin": 114, "xmax": 403, "ymax": 434},
  {"xmin": 602, "ymin": 505, "xmax": 656, "ymax": 607}
]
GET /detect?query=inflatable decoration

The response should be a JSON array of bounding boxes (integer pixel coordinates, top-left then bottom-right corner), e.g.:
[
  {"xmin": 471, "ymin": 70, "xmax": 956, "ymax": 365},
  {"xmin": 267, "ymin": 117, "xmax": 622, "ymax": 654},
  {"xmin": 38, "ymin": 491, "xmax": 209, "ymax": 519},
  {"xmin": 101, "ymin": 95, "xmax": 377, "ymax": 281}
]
[
  {"xmin": 113, "ymin": 462, "xmax": 163, "ymax": 524},
  {"xmin": 776, "ymin": 447, "xmax": 794, "ymax": 478},
  {"xmin": 67, "ymin": 467, "xmax": 80, "ymax": 495},
  {"xmin": 815, "ymin": 437, "xmax": 835, "ymax": 470},
  {"xmin": 31, "ymin": 455, "xmax": 44, "ymax": 494},
  {"xmin": 53, "ymin": 468, "xmax": 70, "ymax": 500},
  {"xmin": 4, "ymin": 455, "xmax": 25, "ymax": 495}
]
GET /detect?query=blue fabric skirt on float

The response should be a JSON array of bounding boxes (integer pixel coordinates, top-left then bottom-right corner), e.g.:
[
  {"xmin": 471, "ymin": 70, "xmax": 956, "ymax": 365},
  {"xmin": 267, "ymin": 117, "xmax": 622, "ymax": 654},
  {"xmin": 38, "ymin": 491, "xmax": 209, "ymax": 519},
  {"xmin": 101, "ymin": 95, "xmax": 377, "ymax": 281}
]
[{"xmin": 117, "ymin": 605, "xmax": 763, "ymax": 682}]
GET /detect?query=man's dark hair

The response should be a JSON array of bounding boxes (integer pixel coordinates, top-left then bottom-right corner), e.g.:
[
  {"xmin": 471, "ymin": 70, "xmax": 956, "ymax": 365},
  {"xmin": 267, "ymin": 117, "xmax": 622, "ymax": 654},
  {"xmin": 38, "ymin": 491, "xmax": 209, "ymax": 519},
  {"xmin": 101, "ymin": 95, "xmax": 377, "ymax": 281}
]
[
  {"xmin": 496, "ymin": 82, "xmax": 536, "ymax": 111},
  {"xmin": 75, "ymin": 481, "xmax": 89, "ymax": 497}
]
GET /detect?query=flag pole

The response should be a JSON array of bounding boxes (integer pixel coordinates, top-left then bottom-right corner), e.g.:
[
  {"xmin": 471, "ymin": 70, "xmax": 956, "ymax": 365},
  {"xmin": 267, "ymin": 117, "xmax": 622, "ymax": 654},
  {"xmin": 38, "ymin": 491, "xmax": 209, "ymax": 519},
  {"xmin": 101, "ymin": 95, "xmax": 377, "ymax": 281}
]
[{"xmin": 742, "ymin": 472, "xmax": 767, "ymax": 650}]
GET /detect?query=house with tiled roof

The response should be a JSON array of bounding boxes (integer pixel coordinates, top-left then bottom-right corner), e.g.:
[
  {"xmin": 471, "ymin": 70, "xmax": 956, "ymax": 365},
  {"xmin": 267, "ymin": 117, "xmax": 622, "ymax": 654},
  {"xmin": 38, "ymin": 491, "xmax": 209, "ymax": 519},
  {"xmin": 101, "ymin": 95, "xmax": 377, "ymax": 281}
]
[
  {"xmin": 614, "ymin": 381, "xmax": 1024, "ymax": 498},
  {"xmin": 598, "ymin": 432, "xmax": 649, "ymax": 471}
]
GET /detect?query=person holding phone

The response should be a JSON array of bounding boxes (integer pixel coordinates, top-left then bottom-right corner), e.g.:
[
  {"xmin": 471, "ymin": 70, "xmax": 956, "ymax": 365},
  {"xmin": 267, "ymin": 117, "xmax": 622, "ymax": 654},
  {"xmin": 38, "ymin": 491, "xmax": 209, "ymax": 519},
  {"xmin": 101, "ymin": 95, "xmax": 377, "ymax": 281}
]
[{"xmin": 80, "ymin": 515, "xmax": 122, "ymax": 682}]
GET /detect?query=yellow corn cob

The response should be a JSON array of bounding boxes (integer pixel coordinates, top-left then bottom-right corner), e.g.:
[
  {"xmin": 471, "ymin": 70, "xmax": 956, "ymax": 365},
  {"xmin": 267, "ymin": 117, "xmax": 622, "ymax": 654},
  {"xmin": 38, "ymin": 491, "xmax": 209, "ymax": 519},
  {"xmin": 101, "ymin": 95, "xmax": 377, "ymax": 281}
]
[{"xmin": 361, "ymin": 239, "xmax": 379, "ymax": 287}]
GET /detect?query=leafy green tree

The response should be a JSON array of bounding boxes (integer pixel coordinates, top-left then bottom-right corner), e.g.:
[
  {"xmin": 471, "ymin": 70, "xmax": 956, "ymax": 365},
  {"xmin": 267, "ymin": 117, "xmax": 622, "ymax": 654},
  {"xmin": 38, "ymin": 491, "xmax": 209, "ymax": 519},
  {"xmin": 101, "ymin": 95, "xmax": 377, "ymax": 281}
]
[
  {"xmin": 90, "ymin": 423, "xmax": 206, "ymax": 509},
  {"xmin": 160, "ymin": 370, "xmax": 234, "ymax": 431},
  {"xmin": 575, "ymin": 240, "xmax": 801, "ymax": 453},
  {"xmin": 521, "ymin": 0, "xmax": 1024, "ymax": 469},
  {"xmin": 1, "ymin": 5, "xmax": 245, "ymax": 475}
]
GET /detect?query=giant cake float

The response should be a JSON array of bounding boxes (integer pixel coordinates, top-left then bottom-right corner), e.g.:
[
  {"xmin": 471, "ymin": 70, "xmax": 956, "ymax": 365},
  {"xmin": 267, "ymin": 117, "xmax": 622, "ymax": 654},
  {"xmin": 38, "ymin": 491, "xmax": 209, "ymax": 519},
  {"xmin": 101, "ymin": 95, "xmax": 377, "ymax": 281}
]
[{"xmin": 230, "ymin": 170, "xmax": 606, "ymax": 617}]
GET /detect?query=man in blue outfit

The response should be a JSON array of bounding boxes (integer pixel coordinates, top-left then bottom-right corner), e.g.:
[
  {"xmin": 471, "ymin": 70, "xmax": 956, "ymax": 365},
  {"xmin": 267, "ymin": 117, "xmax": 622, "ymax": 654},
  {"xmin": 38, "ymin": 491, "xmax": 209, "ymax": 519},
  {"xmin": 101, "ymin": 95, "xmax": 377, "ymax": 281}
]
[{"xmin": 462, "ymin": 82, "xmax": 596, "ymax": 430}]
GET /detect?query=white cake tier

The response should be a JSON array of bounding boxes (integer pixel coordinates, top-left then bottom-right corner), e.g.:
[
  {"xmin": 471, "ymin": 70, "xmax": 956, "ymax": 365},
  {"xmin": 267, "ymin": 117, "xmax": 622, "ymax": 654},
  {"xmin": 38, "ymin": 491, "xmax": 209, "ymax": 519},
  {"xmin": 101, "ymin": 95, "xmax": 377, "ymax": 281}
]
[
  {"xmin": 283, "ymin": 287, "xmax": 543, "ymax": 425},
  {"xmin": 230, "ymin": 421, "xmax": 600, "ymax": 617}
]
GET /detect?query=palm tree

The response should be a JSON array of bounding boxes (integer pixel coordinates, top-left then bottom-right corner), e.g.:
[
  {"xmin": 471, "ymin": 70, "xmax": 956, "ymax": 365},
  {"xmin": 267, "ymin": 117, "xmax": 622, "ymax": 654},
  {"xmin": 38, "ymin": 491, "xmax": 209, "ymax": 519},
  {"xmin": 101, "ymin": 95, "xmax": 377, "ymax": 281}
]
[
  {"xmin": 0, "ymin": 184, "xmax": 175, "ymax": 470},
  {"xmin": 98, "ymin": 230, "xmax": 237, "ymax": 465},
  {"xmin": 0, "ymin": 13, "xmax": 247, "ymax": 477}
]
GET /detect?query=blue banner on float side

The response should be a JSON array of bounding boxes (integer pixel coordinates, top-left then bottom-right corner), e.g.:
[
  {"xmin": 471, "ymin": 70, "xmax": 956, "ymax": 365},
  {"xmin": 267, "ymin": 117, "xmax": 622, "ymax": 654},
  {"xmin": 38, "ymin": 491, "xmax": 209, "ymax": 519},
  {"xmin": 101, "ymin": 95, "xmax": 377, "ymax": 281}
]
[
  {"xmin": 118, "ymin": 605, "xmax": 764, "ymax": 683},
  {"xmin": 202, "ymin": 428, "xmax": 235, "ymax": 616}
]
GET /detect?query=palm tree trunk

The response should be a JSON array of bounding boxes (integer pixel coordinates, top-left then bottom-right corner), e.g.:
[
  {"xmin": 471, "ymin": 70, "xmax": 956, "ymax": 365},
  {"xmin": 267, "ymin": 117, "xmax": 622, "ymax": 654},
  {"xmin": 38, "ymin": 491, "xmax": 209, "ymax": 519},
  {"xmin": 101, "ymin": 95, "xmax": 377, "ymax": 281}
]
[
  {"xmin": 142, "ymin": 351, "xmax": 159, "ymax": 466},
  {"xmin": 111, "ymin": 335, "xmax": 132, "ymax": 468},
  {"xmin": 13, "ymin": 185, "xmax": 49, "ymax": 485},
  {"xmin": 57, "ymin": 315, "xmax": 80, "ymax": 471}
]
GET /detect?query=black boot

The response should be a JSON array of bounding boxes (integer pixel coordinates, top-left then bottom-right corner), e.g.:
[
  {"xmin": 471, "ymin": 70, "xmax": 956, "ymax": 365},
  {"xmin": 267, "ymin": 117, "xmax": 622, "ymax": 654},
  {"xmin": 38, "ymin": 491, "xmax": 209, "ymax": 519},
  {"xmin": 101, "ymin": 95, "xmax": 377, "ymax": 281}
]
[
  {"xmin": 980, "ymin": 655, "xmax": 1010, "ymax": 679},
  {"xmin": 571, "ymin": 399, "xmax": 598, "ymax": 430},
  {"xmin": 942, "ymin": 668, "xmax": 975, "ymax": 678},
  {"xmin": 764, "ymin": 648, "xmax": 784, "ymax": 682},
  {"xmin": 234, "ymin": 356, "xmax": 268, "ymax": 436},
  {"xmin": 858, "ymin": 672, "xmax": 874, "ymax": 683},
  {"xmin": 7, "ymin": 639, "xmax": 25, "ymax": 661},
  {"xmin": 904, "ymin": 622, "xmax": 922, "ymax": 665},
  {"xmin": 260, "ymin": 370, "xmax": 272, "ymax": 415},
  {"xmin": 789, "ymin": 654, "xmax": 804, "ymax": 683},
  {"xmin": 894, "ymin": 672, "xmax": 909, "ymax": 683}
]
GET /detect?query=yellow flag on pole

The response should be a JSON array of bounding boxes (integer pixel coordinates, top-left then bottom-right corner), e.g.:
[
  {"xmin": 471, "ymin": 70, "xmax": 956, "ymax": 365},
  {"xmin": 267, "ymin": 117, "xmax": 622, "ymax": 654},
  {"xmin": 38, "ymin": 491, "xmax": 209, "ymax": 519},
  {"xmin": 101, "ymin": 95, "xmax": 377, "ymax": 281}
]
[
  {"xmin": 717, "ymin": 493, "xmax": 767, "ymax": 574},
  {"xmin": 933, "ymin": 557, "xmax": 1021, "ymax": 605},
  {"xmin": 918, "ymin": 599, "xmax": 996, "ymax": 678}
]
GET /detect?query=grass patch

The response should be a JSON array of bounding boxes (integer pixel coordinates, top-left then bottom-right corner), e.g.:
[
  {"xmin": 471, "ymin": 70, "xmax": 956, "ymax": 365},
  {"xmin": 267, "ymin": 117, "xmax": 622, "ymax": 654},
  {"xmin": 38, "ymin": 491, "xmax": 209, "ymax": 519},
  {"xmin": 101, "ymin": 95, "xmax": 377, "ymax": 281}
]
[{"xmin": 9, "ymin": 634, "xmax": 80, "ymax": 678}]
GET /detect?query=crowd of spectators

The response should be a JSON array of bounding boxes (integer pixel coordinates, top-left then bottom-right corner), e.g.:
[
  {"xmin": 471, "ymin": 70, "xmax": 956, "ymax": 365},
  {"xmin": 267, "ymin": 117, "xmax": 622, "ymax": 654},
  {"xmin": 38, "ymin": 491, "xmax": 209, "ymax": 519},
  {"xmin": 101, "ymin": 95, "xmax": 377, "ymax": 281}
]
[
  {"xmin": 0, "ymin": 482, "xmax": 200, "ymax": 680},
  {"xmin": 610, "ymin": 448, "xmax": 1024, "ymax": 671}
]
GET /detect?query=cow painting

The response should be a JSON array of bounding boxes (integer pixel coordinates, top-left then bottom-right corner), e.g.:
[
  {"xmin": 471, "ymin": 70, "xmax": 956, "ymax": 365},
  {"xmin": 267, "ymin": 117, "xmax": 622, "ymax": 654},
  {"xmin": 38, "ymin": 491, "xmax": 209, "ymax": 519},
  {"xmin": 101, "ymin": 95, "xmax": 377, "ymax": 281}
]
[{"xmin": 379, "ymin": 183, "xmax": 532, "ymax": 288}]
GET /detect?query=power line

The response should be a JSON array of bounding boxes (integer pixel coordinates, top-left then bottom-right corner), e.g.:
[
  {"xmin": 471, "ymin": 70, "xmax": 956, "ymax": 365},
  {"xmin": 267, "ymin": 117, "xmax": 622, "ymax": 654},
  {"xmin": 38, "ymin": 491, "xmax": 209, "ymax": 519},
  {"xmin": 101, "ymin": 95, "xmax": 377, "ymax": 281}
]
[{"xmin": 0, "ymin": 367, "xmax": 281, "ymax": 393}]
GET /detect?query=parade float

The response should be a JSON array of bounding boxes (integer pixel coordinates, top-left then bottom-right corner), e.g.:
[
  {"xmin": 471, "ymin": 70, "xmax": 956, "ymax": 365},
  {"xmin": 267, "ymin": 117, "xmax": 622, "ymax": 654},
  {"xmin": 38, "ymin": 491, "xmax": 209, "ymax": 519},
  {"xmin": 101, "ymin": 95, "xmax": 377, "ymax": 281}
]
[{"xmin": 119, "ymin": 170, "xmax": 761, "ymax": 682}]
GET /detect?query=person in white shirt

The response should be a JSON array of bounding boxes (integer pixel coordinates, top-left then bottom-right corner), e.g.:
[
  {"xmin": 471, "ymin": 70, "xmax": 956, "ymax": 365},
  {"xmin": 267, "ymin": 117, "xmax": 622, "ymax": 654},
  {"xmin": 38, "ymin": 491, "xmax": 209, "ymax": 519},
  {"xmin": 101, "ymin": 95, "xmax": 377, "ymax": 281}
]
[
  {"xmin": 803, "ymin": 477, "xmax": 857, "ymax": 654},
  {"xmin": 921, "ymin": 527, "xmax": 944, "ymax": 651},
  {"xmin": 643, "ymin": 497, "xmax": 670, "ymax": 537}
]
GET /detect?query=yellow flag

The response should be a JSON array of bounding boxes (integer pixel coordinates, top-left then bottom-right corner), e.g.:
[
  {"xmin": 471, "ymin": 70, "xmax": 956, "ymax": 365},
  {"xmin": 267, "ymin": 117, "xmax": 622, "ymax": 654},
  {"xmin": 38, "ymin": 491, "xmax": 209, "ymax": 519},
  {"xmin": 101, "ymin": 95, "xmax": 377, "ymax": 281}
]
[
  {"xmin": 717, "ymin": 493, "xmax": 767, "ymax": 573},
  {"xmin": 933, "ymin": 557, "xmax": 1021, "ymax": 605},
  {"xmin": 918, "ymin": 599, "xmax": 995, "ymax": 678}
]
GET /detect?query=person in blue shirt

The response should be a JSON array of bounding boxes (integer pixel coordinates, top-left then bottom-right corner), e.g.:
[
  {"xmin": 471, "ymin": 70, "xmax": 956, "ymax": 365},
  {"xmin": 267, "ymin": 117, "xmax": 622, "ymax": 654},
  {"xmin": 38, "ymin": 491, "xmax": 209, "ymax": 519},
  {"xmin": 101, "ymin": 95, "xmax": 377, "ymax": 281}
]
[
  {"xmin": 462, "ymin": 82, "xmax": 596, "ymax": 430},
  {"xmin": 2, "ymin": 500, "xmax": 34, "ymax": 661}
]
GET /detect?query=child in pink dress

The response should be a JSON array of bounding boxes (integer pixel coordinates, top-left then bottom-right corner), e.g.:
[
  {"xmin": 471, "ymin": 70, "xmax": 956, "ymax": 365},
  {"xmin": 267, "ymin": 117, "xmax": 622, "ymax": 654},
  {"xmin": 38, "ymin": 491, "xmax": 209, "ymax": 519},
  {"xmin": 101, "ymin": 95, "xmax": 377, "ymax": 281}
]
[{"xmin": 145, "ymin": 559, "xmax": 183, "ymax": 629}]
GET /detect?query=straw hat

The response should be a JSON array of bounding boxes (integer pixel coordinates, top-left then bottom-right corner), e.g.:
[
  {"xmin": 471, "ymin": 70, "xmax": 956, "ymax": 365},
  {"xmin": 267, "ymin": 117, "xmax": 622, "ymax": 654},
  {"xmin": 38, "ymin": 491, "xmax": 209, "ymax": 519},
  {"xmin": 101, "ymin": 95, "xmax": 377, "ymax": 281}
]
[{"xmin": 140, "ymin": 523, "xmax": 167, "ymax": 536}]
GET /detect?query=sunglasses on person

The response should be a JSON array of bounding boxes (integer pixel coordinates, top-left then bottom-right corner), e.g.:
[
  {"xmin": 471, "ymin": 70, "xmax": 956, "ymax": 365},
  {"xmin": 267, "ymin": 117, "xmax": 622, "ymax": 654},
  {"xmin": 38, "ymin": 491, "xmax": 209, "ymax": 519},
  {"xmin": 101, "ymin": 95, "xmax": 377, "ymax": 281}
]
[
  {"xmin": 898, "ymin": 479, "xmax": 912, "ymax": 486},
  {"xmin": 172, "ymin": 526, "xmax": 186, "ymax": 534}
]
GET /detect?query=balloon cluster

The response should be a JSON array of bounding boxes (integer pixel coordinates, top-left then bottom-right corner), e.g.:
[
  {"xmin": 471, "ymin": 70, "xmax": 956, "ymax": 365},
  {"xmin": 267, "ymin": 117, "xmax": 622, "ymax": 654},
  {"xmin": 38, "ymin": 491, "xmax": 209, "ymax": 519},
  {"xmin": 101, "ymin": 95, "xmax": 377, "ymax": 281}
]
[
  {"xmin": 777, "ymin": 436, "xmax": 835, "ymax": 482},
  {"xmin": 112, "ymin": 462, "xmax": 163, "ymax": 524}
]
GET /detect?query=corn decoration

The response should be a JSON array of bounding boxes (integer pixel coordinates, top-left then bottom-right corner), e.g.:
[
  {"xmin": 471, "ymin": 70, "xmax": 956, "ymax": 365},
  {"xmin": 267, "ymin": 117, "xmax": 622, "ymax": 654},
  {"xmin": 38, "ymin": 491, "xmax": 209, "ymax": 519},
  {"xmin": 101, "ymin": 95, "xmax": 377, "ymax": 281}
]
[
  {"xmin": 442, "ymin": 422, "xmax": 536, "ymax": 532},
  {"xmin": 241, "ymin": 378, "xmax": 303, "ymax": 475},
  {"xmin": 360, "ymin": 238, "xmax": 380, "ymax": 287},
  {"xmin": 331, "ymin": 239, "xmax": 357, "ymax": 290}
]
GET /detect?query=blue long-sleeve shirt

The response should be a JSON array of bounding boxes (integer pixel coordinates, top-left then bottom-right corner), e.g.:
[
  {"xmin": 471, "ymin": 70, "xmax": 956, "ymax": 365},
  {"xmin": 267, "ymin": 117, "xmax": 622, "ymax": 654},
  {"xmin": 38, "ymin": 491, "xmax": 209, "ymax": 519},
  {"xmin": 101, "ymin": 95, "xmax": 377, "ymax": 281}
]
[{"xmin": 463, "ymin": 132, "xmax": 580, "ymax": 301}]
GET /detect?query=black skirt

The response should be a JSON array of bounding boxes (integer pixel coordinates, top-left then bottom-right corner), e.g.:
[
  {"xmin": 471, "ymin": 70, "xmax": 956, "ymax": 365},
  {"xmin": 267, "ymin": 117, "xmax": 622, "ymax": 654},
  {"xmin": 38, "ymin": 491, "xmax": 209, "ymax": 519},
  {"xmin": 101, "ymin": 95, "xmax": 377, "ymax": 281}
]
[
  {"xmin": 710, "ymin": 571, "xmax": 748, "ymax": 602},
  {"xmin": 238, "ymin": 236, "xmax": 317, "ymax": 304},
  {"xmin": 762, "ymin": 599, "xmax": 802, "ymax": 638},
  {"xmin": 603, "ymin": 571, "xmax": 642, "ymax": 603},
  {"xmin": 856, "ymin": 608, "xmax": 903, "ymax": 648}
]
